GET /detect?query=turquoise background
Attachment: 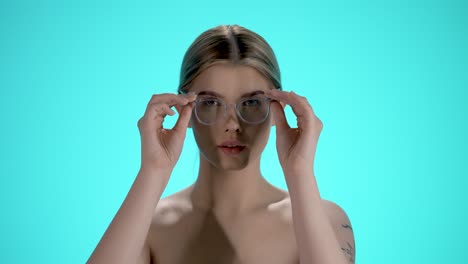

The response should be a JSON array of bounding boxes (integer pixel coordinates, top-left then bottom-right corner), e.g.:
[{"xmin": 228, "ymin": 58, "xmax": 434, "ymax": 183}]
[{"xmin": 1, "ymin": 0, "xmax": 466, "ymax": 263}]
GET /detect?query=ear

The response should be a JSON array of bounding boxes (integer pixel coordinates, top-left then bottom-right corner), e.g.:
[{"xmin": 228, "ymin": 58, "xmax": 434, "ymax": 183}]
[
  {"xmin": 271, "ymin": 101, "xmax": 286, "ymax": 127},
  {"xmin": 175, "ymin": 104, "xmax": 192, "ymax": 128}
]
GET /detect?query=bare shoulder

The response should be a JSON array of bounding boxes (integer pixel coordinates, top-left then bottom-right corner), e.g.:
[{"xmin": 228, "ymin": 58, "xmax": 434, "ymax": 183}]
[
  {"xmin": 265, "ymin": 189, "xmax": 294, "ymax": 223},
  {"xmin": 320, "ymin": 199, "xmax": 352, "ymax": 225},
  {"xmin": 151, "ymin": 190, "xmax": 194, "ymax": 226},
  {"xmin": 146, "ymin": 188, "xmax": 199, "ymax": 263},
  {"xmin": 269, "ymin": 193, "xmax": 351, "ymax": 227},
  {"xmin": 321, "ymin": 198, "xmax": 344, "ymax": 211}
]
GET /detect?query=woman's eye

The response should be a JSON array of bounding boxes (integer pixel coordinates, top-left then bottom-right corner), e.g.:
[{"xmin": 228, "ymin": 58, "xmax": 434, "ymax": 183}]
[
  {"xmin": 243, "ymin": 98, "xmax": 261, "ymax": 106},
  {"xmin": 202, "ymin": 100, "xmax": 220, "ymax": 106}
]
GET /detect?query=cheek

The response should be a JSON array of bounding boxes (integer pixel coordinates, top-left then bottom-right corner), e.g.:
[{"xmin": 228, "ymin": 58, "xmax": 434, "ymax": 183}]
[
  {"xmin": 247, "ymin": 121, "xmax": 271, "ymax": 149},
  {"xmin": 191, "ymin": 121, "xmax": 216, "ymax": 150}
]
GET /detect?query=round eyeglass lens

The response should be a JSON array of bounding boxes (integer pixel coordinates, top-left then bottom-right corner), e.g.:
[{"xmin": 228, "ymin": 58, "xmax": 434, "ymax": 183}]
[
  {"xmin": 195, "ymin": 97, "xmax": 270, "ymax": 125},
  {"xmin": 238, "ymin": 97, "xmax": 270, "ymax": 123},
  {"xmin": 195, "ymin": 98, "xmax": 223, "ymax": 125}
]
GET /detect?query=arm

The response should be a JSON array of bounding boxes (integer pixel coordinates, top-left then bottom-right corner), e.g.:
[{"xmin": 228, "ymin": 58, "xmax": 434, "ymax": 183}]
[
  {"xmin": 324, "ymin": 199, "xmax": 355, "ymax": 263},
  {"xmin": 286, "ymin": 170, "xmax": 355, "ymax": 264},
  {"xmin": 87, "ymin": 167, "xmax": 171, "ymax": 264},
  {"xmin": 263, "ymin": 90, "xmax": 355, "ymax": 263}
]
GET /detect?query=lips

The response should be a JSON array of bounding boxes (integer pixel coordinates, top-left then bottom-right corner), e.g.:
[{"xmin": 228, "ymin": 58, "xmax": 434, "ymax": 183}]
[
  {"xmin": 218, "ymin": 139, "xmax": 246, "ymax": 148},
  {"xmin": 218, "ymin": 140, "xmax": 246, "ymax": 154},
  {"xmin": 218, "ymin": 146, "xmax": 246, "ymax": 154}
]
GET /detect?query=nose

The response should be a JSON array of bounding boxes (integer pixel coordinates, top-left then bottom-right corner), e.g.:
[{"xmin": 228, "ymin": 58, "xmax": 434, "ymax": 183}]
[{"xmin": 223, "ymin": 103, "xmax": 241, "ymax": 132}]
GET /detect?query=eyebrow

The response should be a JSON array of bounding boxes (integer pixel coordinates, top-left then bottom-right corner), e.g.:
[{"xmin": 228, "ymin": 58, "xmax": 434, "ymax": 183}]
[{"xmin": 197, "ymin": 90, "xmax": 265, "ymax": 98}]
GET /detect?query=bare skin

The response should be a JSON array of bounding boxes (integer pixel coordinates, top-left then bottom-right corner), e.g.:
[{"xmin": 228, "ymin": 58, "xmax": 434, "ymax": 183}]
[
  {"xmin": 146, "ymin": 185, "xmax": 339, "ymax": 264},
  {"xmin": 87, "ymin": 64, "xmax": 355, "ymax": 264},
  {"xmin": 88, "ymin": 64, "xmax": 348, "ymax": 264},
  {"xmin": 144, "ymin": 64, "xmax": 299, "ymax": 263},
  {"xmin": 143, "ymin": 64, "xmax": 339, "ymax": 263},
  {"xmin": 147, "ymin": 185, "xmax": 298, "ymax": 264}
]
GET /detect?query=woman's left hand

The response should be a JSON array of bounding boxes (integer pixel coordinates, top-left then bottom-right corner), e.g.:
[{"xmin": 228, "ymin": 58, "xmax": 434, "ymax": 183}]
[{"xmin": 264, "ymin": 89, "xmax": 323, "ymax": 175}]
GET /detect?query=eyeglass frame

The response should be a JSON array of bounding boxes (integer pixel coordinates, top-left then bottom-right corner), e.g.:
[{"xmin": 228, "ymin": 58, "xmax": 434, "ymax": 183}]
[{"xmin": 191, "ymin": 94, "xmax": 274, "ymax": 125}]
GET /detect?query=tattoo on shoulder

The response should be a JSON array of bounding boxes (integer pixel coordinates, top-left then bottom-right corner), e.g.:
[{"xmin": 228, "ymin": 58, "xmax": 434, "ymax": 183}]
[
  {"xmin": 340, "ymin": 241, "xmax": 355, "ymax": 263},
  {"xmin": 341, "ymin": 223, "xmax": 353, "ymax": 231}
]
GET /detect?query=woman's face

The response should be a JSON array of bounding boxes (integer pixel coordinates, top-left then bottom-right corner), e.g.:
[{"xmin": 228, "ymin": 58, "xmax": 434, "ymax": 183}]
[{"xmin": 187, "ymin": 63, "xmax": 276, "ymax": 170}]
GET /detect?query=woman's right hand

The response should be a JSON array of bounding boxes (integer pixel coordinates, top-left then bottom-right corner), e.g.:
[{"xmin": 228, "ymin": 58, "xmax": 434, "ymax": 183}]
[{"xmin": 137, "ymin": 92, "xmax": 197, "ymax": 173}]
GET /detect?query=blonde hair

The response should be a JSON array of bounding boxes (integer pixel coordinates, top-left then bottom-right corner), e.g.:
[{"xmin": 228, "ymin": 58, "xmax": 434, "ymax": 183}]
[{"xmin": 177, "ymin": 24, "xmax": 282, "ymax": 94}]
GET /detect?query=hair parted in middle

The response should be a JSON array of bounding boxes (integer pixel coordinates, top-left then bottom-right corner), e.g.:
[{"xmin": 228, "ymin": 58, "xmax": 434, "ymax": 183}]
[{"xmin": 177, "ymin": 24, "xmax": 282, "ymax": 94}]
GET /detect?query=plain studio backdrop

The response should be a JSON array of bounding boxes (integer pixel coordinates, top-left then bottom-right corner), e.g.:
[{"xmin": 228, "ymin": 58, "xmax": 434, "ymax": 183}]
[{"xmin": 0, "ymin": 0, "xmax": 466, "ymax": 263}]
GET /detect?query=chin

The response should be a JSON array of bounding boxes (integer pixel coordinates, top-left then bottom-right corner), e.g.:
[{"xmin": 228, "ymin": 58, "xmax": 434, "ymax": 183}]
[
  {"xmin": 218, "ymin": 160, "xmax": 250, "ymax": 171},
  {"xmin": 201, "ymin": 150, "xmax": 251, "ymax": 171}
]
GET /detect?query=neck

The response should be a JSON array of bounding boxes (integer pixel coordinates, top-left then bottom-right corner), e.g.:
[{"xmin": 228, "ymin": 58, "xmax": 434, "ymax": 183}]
[{"xmin": 188, "ymin": 152, "xmax": 273, "ymax": 218}]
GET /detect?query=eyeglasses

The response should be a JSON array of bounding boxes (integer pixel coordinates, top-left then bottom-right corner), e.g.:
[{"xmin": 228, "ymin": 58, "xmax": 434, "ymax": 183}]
[{"xmin": 193, "ymin": 95, "xmax": 273, "ymax": 125}]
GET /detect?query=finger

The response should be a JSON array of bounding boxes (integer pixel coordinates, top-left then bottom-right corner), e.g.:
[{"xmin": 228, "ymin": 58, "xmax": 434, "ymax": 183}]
[
  {"xmin": 265, "ymin": 90, "xmax": 312, "ymax": 116},
  {"xmin": 270, "ymin": 100, "xmax": 290, "ymax": 131},
  {"xmin": 149, "ymin": 103, "xmax": 175, "ymax": 129},
  {"xmin": 147, "ymin": 93, "xmax": 193, "ymax": 108},
  {"xmin": 265, "ymin": 90, "xmax": 314, "ymax": 129},
  {"xmin": 173, "ymin": 102, "xmax": 194, "ymax": 132},
  {"xmin": 145, "ymin": 93, "xmax": 196, "ymax": 117},
  {"xmin": 180, "ymin": 93, "xmax": 198, "ymax": 104}
]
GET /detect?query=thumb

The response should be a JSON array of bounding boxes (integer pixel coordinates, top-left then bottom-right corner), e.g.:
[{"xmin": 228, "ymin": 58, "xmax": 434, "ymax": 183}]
[
  {"xmin": 173, "ymin": 103, "xmax": 193, "ymax": 132},
  {"xmin": 271, "ymin": 101, "xmax": 289, "ymax": 132}
]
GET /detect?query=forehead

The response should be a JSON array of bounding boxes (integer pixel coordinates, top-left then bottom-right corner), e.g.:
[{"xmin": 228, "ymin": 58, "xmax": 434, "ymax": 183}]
[{"xmin": 189, "ymin": 64, "xmax": 273, "ymax": 98}]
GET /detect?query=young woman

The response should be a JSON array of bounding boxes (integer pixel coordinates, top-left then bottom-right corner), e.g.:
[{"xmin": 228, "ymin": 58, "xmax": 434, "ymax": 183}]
[{"xmin": 87, "ymin": 24, "xmax": 355, "ymax": 264}]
